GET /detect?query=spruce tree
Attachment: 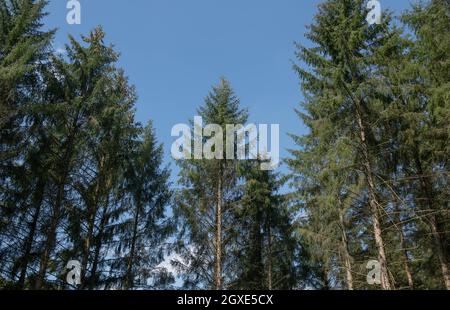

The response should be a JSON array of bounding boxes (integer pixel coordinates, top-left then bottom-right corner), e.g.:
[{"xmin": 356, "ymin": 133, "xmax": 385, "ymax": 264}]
[
  {"xmin": 0, "ymin": 0, "xmax": 53, "ymax": 128},
  {"xmin": 0, "ymin": 0, "xmax": 53, "ymax": 288},
  {"xmin": 288, "ymin": 0, "xmax": 405, "ymax": 289},
  {"xmin": 400, "ymin": 0, "xmax": 450, "ymax": 289},
  {"xmin": 232, "ymin": 160, "xmax": 298, "ymax": 290},
  {"xmin": 173, "ymin": 78, "xmax": 247, "ymax": 289},
  {"xmin": 109, "ymin": 122, "xmax": 173, "ymax": 290}
]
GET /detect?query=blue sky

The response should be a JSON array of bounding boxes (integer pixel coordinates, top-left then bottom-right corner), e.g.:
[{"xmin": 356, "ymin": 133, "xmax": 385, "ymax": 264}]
[{"xmin": 43, "ymin": 0, "xmax": 413, "ymax": 185}]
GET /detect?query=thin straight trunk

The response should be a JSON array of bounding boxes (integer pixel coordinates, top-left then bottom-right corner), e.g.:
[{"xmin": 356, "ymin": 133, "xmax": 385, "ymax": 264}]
[
  {"xmin": 399, "ymin": 224, "xmax": 414, "ymax": 289},
  {"xmin": 249, "ymin": 206, "xmax": 263, "ymax": 289},
  {"xmin": 126, "ymin": 202, "xmax": 140, "ymax": 290},
  {"xmin": 414, "ymin": 153, "xmax": 450, "ymax": 289},
  {"xmin": 267, "ymin": 224, "xmax": 273, "ymax": 290},
  {"xmin": 322, "ymin": 264, "xmax": 330, "ymax": 290},
  {"xmin": 34, "ymin": 131, "xmax": 76, "ymax": 289},
  {"xmin": 89, "ymin": 194, "xmax": 109, "ymax": 290},
  {"xmin": 339, "ymin": 209, "xmax": 353, "ymax": 290},
  {"xmin": 392, "ymin": 200, "xmax": 414, "ymax": 289},
  {"xmin": 80, "ymin": 209, "xmax": 95, "ymax": 287},
  {"xmin": 81, "ymin": 162, "xmax": 104, "ymax": 287},
  {"xmin": 34, "ymin": 207, "xmax": 60, "ymax": 289},
  {"xmin": 429, "ymin": 216, "xmax": 450, "ymax": 289},
  {"xmin": 18, "ymin": 180, "xmax": 45, "ymax": 288},
  {"xmin": 34, "ymin": 183, "xmax": 64, "ymax": 289},
  {"xmin": 214, "ymin": 168, "xmax": 223, "ymax": 290},
  {"xmin": 354, "ymin": 101, "xmax": 392, "ymax": 290}
]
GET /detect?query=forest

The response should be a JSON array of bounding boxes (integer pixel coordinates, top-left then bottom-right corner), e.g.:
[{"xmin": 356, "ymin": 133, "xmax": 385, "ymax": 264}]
[{"xmin": 0, "ymin": 0, "xmax": 449, "ymax": 290}]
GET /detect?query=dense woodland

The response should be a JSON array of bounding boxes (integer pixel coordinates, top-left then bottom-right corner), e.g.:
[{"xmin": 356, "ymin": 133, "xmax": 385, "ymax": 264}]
[{"xmin": 0, "ymin": 0, "xmax": 449, "ymax": 290}]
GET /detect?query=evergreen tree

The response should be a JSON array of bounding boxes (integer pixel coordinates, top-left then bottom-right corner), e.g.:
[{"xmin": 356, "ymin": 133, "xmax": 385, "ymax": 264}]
[
  {"xmin": 108, "ymin": 122, "xmax": 173, "ymax": 290},
  {"xmin": 1, "ymin": 15, "xmax": 174, "ymax": 288},
  {"xmin": 29, "ymin": 27, "xmax": 125, "ymax": 289},
  {"xmin": 173, "ymin": 78, "xmax": 247, "ymax": 289},
  {"xmin": 0, "ymin": 0, "xmax": 53, "ymax": 128},
  {"xmin": 288, "ymin": 0, "xmax": 406, "ymax": 290},
  {"xmin": 288, "ymin": 0, "xmax": 449, "ymax": 290},
  {"xmin": 0, "ymin": 0, "xmax": 53, "ymax": 289},
  {"xmin": 1, "ymin": 0, "xmax": 448, "ymax": 291},
  {"xmin": 232, "ymin": 160, "xmax": 299, "ymax": 290},
  {"xmin": 66, "ymin": 67, "xmax": 141, "ymax": 289},
  {"xmin": 400, "ymin": 0, "xmax": 450, "ymax": 289}
]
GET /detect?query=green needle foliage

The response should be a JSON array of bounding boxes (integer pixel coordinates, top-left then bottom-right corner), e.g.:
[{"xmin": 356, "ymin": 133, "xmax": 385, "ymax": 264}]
[
  {"xmin": 0, "ymin": 1, "xmax": 172, "ymax": 289},
  {"xmin": 0, "ymin": 0, "xmax": 448, "ymax": 290},
  {"xmin": 287, "ymin": 0, "xmax": 449, "ymax": 290},
  {"xmin": 173, "ymin": 78, "xmax": 248, "ymax": 289}
]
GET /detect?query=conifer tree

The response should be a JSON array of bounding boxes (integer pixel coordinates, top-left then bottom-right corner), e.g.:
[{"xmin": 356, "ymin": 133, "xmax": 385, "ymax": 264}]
[
  {"xmin": 232, "ymin": 160, "xmax": 299, "ymax": 290},
  {"xmin": 288, "ymin": 0, "xmax": 405, "ymax": 289},
  {"xmin": 399, "ymin": 0, "xmax": 449, "ymax": 289},
  {"xmin": 288, "ymin": 0, "xmax": 449, "ymax": 290},
  {"xmin": 0, "ymin": 0, "xmax": 174, "ymax": 288},
  {"xmin": 29, "ymin": 27, "xmax": 125, "ymax": 289},
  {"xmin": 108, "ymin": 122, "xmax": 173, "ymax": 290},
  {"xmin": 0, "ymin": 0, "xmax": 53, "ymax": 129},
  {"xmin": 66, "ymin": 68, "xmax": 140, "ymax": 289},
  {"xmin": 173, "ymin": 78, "xmax": 247, "ymax": 289},
  {"xmin": 0, "ymin": 0, "xmax": 53, "ymax": 289}
]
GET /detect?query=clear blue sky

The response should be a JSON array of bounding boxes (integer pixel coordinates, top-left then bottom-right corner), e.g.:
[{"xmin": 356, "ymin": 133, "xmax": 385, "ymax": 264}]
[{"xmin": 43, "ymin": 0, "xmax": 413, "ymax": 184}]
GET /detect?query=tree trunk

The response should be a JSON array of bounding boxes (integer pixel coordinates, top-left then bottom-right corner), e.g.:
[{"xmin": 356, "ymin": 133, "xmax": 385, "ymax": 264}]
[
  {"xmin": 354, "ymin": 102, "xmax": 392, "ymax": 290},
  {"xmin": 399, "ymin": 224, "xmax": 414, "ymax": 289},
  {"xmin": 248, "ymin": 204, "xmax": 263, "ymax": 289},
  {"xmin": 34, "ymin": 173, "xmax": 66, "ymax": 290},
  {"xmin": 266, "ymin": 223, "xmax": 273, "ymax": 290},
  {"xmin": 322, "ymin": 264, "xmax": 330, "ymax": 290},
  {"xmin": 392, "ymin": 200, "xmax": 414, "ymax": 289},
  {"xmin": 214, "ymin": 168, "xmax": 223, "ymax": 290},
  {"xmin": 414, "ymin": 153, "xmax": 450, "ymax": 289},
  {"xmin": 81, "ymin": 169, "xmax": 103, "ymax": 287},
  {"xmin": 429, "ymin": 215, "xmax": 450, "ymax": 289},
  {"xmin": 81, "ymin": 207, "xmax": 96, "ymax": 287},
  {"xmin": 34, "ymin": 133, "xmax": 75, "ymax": 289},
  {"xmin": 89, "ymin": 194, "xmax": 109, "ymax": 290},
  {"xmin": 339, "ymin": 209, "xmax": 353, "ymax": 290},
  {"xmin": 126, "ymin": 203, "xmax": 140, "ymax": 290},
  {"xmin": 34, "ymin": 209, "xmax": 60, "ymax": 289},
  {"xmin": 18, "ymin": 179, "xmax": 45, "ymax": 288}
]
